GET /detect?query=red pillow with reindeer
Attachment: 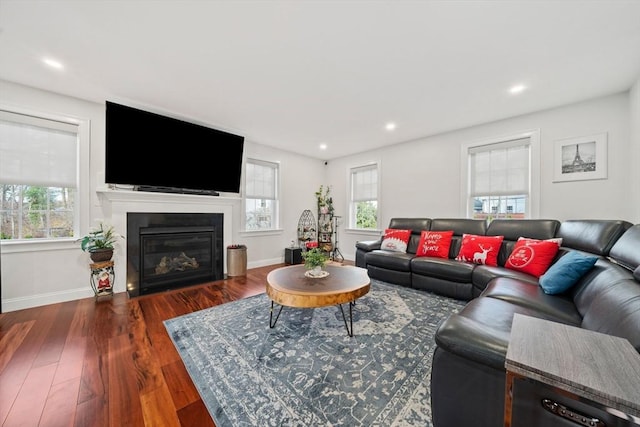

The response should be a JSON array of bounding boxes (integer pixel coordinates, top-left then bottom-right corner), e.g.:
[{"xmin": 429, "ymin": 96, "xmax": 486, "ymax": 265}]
[
  {"xmin": 455, "ymin": 234, "xmax": 504, "ymax": 266},
  {"xmin": 380, "ymin": 228, "xmax": 411, "ymax": 253},
  {"xmin": 416, "ymin": 230, "xmax": 454, "ymax": 258}
]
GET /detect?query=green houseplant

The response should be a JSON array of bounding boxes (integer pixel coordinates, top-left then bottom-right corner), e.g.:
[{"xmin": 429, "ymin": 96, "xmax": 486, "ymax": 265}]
[
  {"xmin": 315, "ymin": 185, "xmax": 334, "ymax": 215},
  {"xmin": 79, "ymin": 222, "xmax": 123, "ymax": 262},
  {"xmin": 302, "ymin": 247, "xmax": 329, "ymax": 276}
]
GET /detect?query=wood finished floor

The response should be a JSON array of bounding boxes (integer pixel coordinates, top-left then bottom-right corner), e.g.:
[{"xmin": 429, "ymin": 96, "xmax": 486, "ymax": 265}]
[{"xmin": 0, "ymin": 263, "xmax": 310, "ymax": 427}]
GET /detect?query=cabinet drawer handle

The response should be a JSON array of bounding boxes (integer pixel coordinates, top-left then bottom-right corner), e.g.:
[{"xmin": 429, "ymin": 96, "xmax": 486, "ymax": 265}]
[{"xmin": 541, "ymin": 398, "xmax": 605, "ymax": 427}]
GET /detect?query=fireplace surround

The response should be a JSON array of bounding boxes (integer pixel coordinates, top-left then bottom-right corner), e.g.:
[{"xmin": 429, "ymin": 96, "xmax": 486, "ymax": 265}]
[{"xmin": 127, "ymin": 212, "xmax": 224, "ymax": 297}]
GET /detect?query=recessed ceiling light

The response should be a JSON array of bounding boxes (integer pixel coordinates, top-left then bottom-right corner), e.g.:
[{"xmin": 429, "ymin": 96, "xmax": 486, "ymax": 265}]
[
  {"xmin": 385, "ymin": 122, "xmax": 396, "ymax": 131},
  {"xmin": 509, "ymin": 84, "xmax": 527, "ymax": 94},
  {"xmin": 319, "ymin": 143, "xmax": 327, "ymax": 150},
  {"xmin": 43, "ymin": 57, "xmax": 64, "ymax": 70}
]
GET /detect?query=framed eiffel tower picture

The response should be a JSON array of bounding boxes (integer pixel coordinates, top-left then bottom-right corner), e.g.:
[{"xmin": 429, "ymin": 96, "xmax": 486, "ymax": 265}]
[{"xmin": 553, "ymin": 132, "xmax": 607, "ymax": 182}]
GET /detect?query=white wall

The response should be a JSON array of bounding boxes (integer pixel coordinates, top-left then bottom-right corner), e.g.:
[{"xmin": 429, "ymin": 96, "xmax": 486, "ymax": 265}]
[
  {"xmin": 0, "ymin": 80, "xmax": 325, "ymax": 312},
  {"xmin": 1, "ymin": 80, "xmax": 637, "ymax": 312},
  {"xmin": 330, "ymin": 92, "xmax": 636, "ymax": 261},
  {"xmin": 1, "ymin": 81, "xmax": 105, "ymax": 311},
  {"xmin": 630, "ymin": 76, "xmax": 640, "ymax": 223}
]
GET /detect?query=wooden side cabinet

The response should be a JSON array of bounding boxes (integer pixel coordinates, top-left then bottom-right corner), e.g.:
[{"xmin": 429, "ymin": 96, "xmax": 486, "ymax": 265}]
[
  {"xmin": 285, "ymin": 247, "xmax": 302, "ymax": 265},
  {"xmin": 505, "ymin": 314, "xmax": 640, "ymax": 427}
]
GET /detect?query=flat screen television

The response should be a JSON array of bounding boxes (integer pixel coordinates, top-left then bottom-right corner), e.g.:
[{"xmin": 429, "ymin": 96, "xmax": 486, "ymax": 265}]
[{"xmin": 105, "ymin": 101, "xmax": 244, "ymax": 194}]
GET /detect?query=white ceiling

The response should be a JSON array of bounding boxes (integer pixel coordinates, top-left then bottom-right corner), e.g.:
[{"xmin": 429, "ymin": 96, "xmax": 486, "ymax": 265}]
[{"xmin": 1, "ymin": 1, "xmax": 640, "ymax": 160}]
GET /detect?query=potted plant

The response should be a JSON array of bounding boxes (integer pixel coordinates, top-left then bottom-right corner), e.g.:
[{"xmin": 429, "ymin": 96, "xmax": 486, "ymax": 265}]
[
  {"xmin": 302, "ymin": 247, "xmax": 329, "ymax": 277},
  {"xmin": 315, "ymin": 185, "xmax": 334, "ymax": 215},
  {"xmin": 79, "ymin": 222, "xmax": 123, "ymax": 262}
]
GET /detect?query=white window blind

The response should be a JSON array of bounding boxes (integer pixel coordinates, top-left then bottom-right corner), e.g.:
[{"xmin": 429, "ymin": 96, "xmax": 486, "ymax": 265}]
[
  {"xmin": 0, "ymin": 110, "xmax": 78, "ymax": 188},
  {"xmin": 469, "ymin": 138, "xmax": 529, "ymax": 197},
  {"xmin": 244, "ymin": 158, "xmax": 279, "ymax": 231},
  {"xmin": 246, "ymin": 159, "xmax": 277, "ymax": 199},
  {"xmin": 352, "ymin": 164, "xmax": 378, "ymax": 201}
]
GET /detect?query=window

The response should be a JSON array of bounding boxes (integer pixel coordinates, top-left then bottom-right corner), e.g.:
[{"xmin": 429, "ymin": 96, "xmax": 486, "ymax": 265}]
[
  {"xmin": 349, "ymin": 163, "xmax": 379, "ymax": 230},
  {"xmin": 0, "ymin": 110, "xmax": 79, "ymax": 240},
  {"xmin": 244, "ymin": 158, "xmax": 279, "ymax": 231},
  {"xmin": 464, "ymin": 131, "xmax": 539, "ymax": 221}
]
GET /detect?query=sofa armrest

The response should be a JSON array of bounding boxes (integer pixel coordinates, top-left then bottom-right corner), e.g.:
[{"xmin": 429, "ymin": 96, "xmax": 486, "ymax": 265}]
[
  {"xmin": 355, "ymin": 239, "xmax": 381, "ymax": 252},
  {"xmin": 435, "ymin": 312, "xmax": 510, "ymax": 370},
  {"xmin": 355, "ymin": 239, "xmax": 382, "ymax": 268}
]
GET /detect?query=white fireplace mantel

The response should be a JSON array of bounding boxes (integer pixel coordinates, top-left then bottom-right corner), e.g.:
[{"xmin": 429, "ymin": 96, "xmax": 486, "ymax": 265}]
[
  {"xmin": 97, "ymin": 187, "xmax": 241, "ymax": 205},
  {"xmin": 96, "ymin": 188, "xmax": 239, "ymax": 293}
]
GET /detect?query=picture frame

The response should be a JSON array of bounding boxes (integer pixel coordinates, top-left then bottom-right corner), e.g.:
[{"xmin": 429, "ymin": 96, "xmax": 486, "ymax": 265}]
[{"xmin": 553, "ymin": 133, "xmax": 607, "ymax": 182}]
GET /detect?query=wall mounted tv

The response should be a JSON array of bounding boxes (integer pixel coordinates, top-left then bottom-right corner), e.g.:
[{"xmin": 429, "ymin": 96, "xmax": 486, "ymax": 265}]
[{"xmin": 105, "ymin": 101, "xmax": 245, "ymax": 195}]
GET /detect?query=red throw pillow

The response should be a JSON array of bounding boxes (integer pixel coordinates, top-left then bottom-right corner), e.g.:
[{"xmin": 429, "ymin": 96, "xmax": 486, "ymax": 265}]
[
  {"xmin": 416, "ymin": 230, "xmax": 454, "ymax": 258},
  {"xmin": 506, "ymin": 239, "xmax": 560, "ymax": 278},
  {"xmin": 455, "ymin": 234, "xmax": 504, "ymax": 266},
  {"xmin": 518, "ymin": 236, "xmax": 563, "ymax": 247},
  {"xmin": 380, "ymin": 229, "xmax": 411, "ymax": 253}
]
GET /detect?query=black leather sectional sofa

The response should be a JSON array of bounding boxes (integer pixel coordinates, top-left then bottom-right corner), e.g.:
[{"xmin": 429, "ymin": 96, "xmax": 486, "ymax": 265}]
[{"xmin": 355, "ymin": 218, "xmax": 640, "ymax": 426}]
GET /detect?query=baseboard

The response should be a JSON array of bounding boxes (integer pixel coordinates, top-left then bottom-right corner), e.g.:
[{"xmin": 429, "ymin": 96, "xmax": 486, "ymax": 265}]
[{"xmin": 2, "ymin": 287, "xmax": 94, "ymax": 313}]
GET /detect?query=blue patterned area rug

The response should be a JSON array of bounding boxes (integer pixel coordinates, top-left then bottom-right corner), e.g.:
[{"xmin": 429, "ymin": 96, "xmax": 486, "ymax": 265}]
[{"xmin": 164, "ymin": 280, "xmax": 464, "ymax": 426}]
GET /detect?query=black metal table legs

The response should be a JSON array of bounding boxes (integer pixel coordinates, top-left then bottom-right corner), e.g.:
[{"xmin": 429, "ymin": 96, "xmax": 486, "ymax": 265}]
[{"xmin": 268, "ymin": 300, "xmax": 357, "ymax": 337}]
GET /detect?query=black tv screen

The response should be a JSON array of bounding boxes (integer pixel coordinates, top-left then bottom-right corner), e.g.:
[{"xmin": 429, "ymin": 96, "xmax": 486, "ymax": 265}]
[{"xmin": 105, "ymin": 101, "xmax": 244, "ymax": 194}]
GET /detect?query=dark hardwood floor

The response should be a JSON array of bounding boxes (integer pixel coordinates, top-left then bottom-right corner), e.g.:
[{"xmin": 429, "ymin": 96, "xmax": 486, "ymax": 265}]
[{"xmin": 0, "ymin": 263, "xmax": 295, "ymax": 427}]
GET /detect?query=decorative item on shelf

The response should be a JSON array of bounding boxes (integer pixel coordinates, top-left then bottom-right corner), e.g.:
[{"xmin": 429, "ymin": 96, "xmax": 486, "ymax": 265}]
[
  {"xmin": 78, "ymin": 222, "xmax": 124, "ymax": 262},
  {"xmin": 90, "ymin": 260, "xmax": 115, "ymax": 298},
  {"xmin": 315, "ymin": 185, "xmax": 334, "ymax": 255},
  {"xmin": 315, "ymin": 185, "xmax": 334, "ymax": 216},
  {"xmin": 302, "ymin": 247, "xmax": 329, "ymax": 278},
  {"xmin": 297, "ymin": 209, "xmax": 317, "ymax": 250}
]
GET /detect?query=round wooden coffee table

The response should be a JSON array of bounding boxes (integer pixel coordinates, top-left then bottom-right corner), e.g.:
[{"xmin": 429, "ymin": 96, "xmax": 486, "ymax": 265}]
[{"xmin": 266, "ymin": 264, "xmax": 370, "ymax": 336}]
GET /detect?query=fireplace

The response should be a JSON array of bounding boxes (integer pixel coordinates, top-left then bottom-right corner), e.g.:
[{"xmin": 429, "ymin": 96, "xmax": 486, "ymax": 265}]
[{"xmin": 127, "ymin": 212, "xmax": 224, "ymax": 297}]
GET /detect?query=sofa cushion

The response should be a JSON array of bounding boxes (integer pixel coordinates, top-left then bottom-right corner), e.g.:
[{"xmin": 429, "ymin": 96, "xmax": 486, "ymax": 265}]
[
  {"xmin": 579, "ymin": 278, "xmax": 640, "ymax": 352},
  {"xmin": 486, "ymin": 219, "xmax": 561, "ymax": 266},
  {"xmin": 430, "ymin": 218, "xmax": 489, "ymax": 260},
  {"xmin": 412, "ymin": 275, "xmax": 475, "ymax": 300},
  {"xmin": 388, "ymin": 217, "xmax": 431, "ymax": 232},
  {"xmin": 411, "ymin": 256, "xmax": 476, "ymax": 282},
  {"xmin": 456, "ymin": 234, "xmax": 504, "ymax": 266},
  {"xmin": 481, "ymin": 278, "xmax": 582, "ymax": 325},
  {"xmin": 570, "ymin": 257, "xmax": 631, "ymax": 317},
  {"xmin": 430, "ymin": 218, "xmax": 487, "ymax": 235},
  {"xmin": 505, "ymin": 238, "xmax": 559, "ymax": 278},
  {"xmin": 538, "ymin": 251, "xmax": 598, "ymax": 295},
  {"xmin": 365, "ymin": 249, "xmax": 413, "ymax": 272},
  {"xmin": 486, "ymin": 219, "xmax": 561, "ymax": 241},
  {"xmin": 434, "ymin": 296, "xmax": 580, "ymax": 370},
  {"xmin": 415, "ymin": 230, "xmax": 453, "ymax": 258},
  {"xmin": 387, "ymin": 218, "xmax": 432, "ymax": 254},
  {"xmin": 380, "ymin": 228, "xmax": 411, "ymax": 252},
  {"xmin": 608, "ymin": 224, "xmax": 640, "ymax": 271},
  {"xmin": 471, "ymin": 264, "xmax": 540, "ymax": 296},
  {"xmin": 557, "ymin": 219, "xmax": 632, "ymax": 256}
]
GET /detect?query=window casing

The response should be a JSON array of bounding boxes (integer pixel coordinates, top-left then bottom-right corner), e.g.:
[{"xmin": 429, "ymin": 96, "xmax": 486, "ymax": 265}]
[
  {"xmin": 0, "ymin": 110, "xmax": 79, "ymax": 240},
  {"xmin": 465, "ymin": 134, "xmax": 537, "ymax": 221},
  {"xmin": 244, "ymin": 158, "xmax": 279, "ymax": 231},
  {"xmin": 349, "ymin": 163, "xmax": 379, "ymax": 230}
]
